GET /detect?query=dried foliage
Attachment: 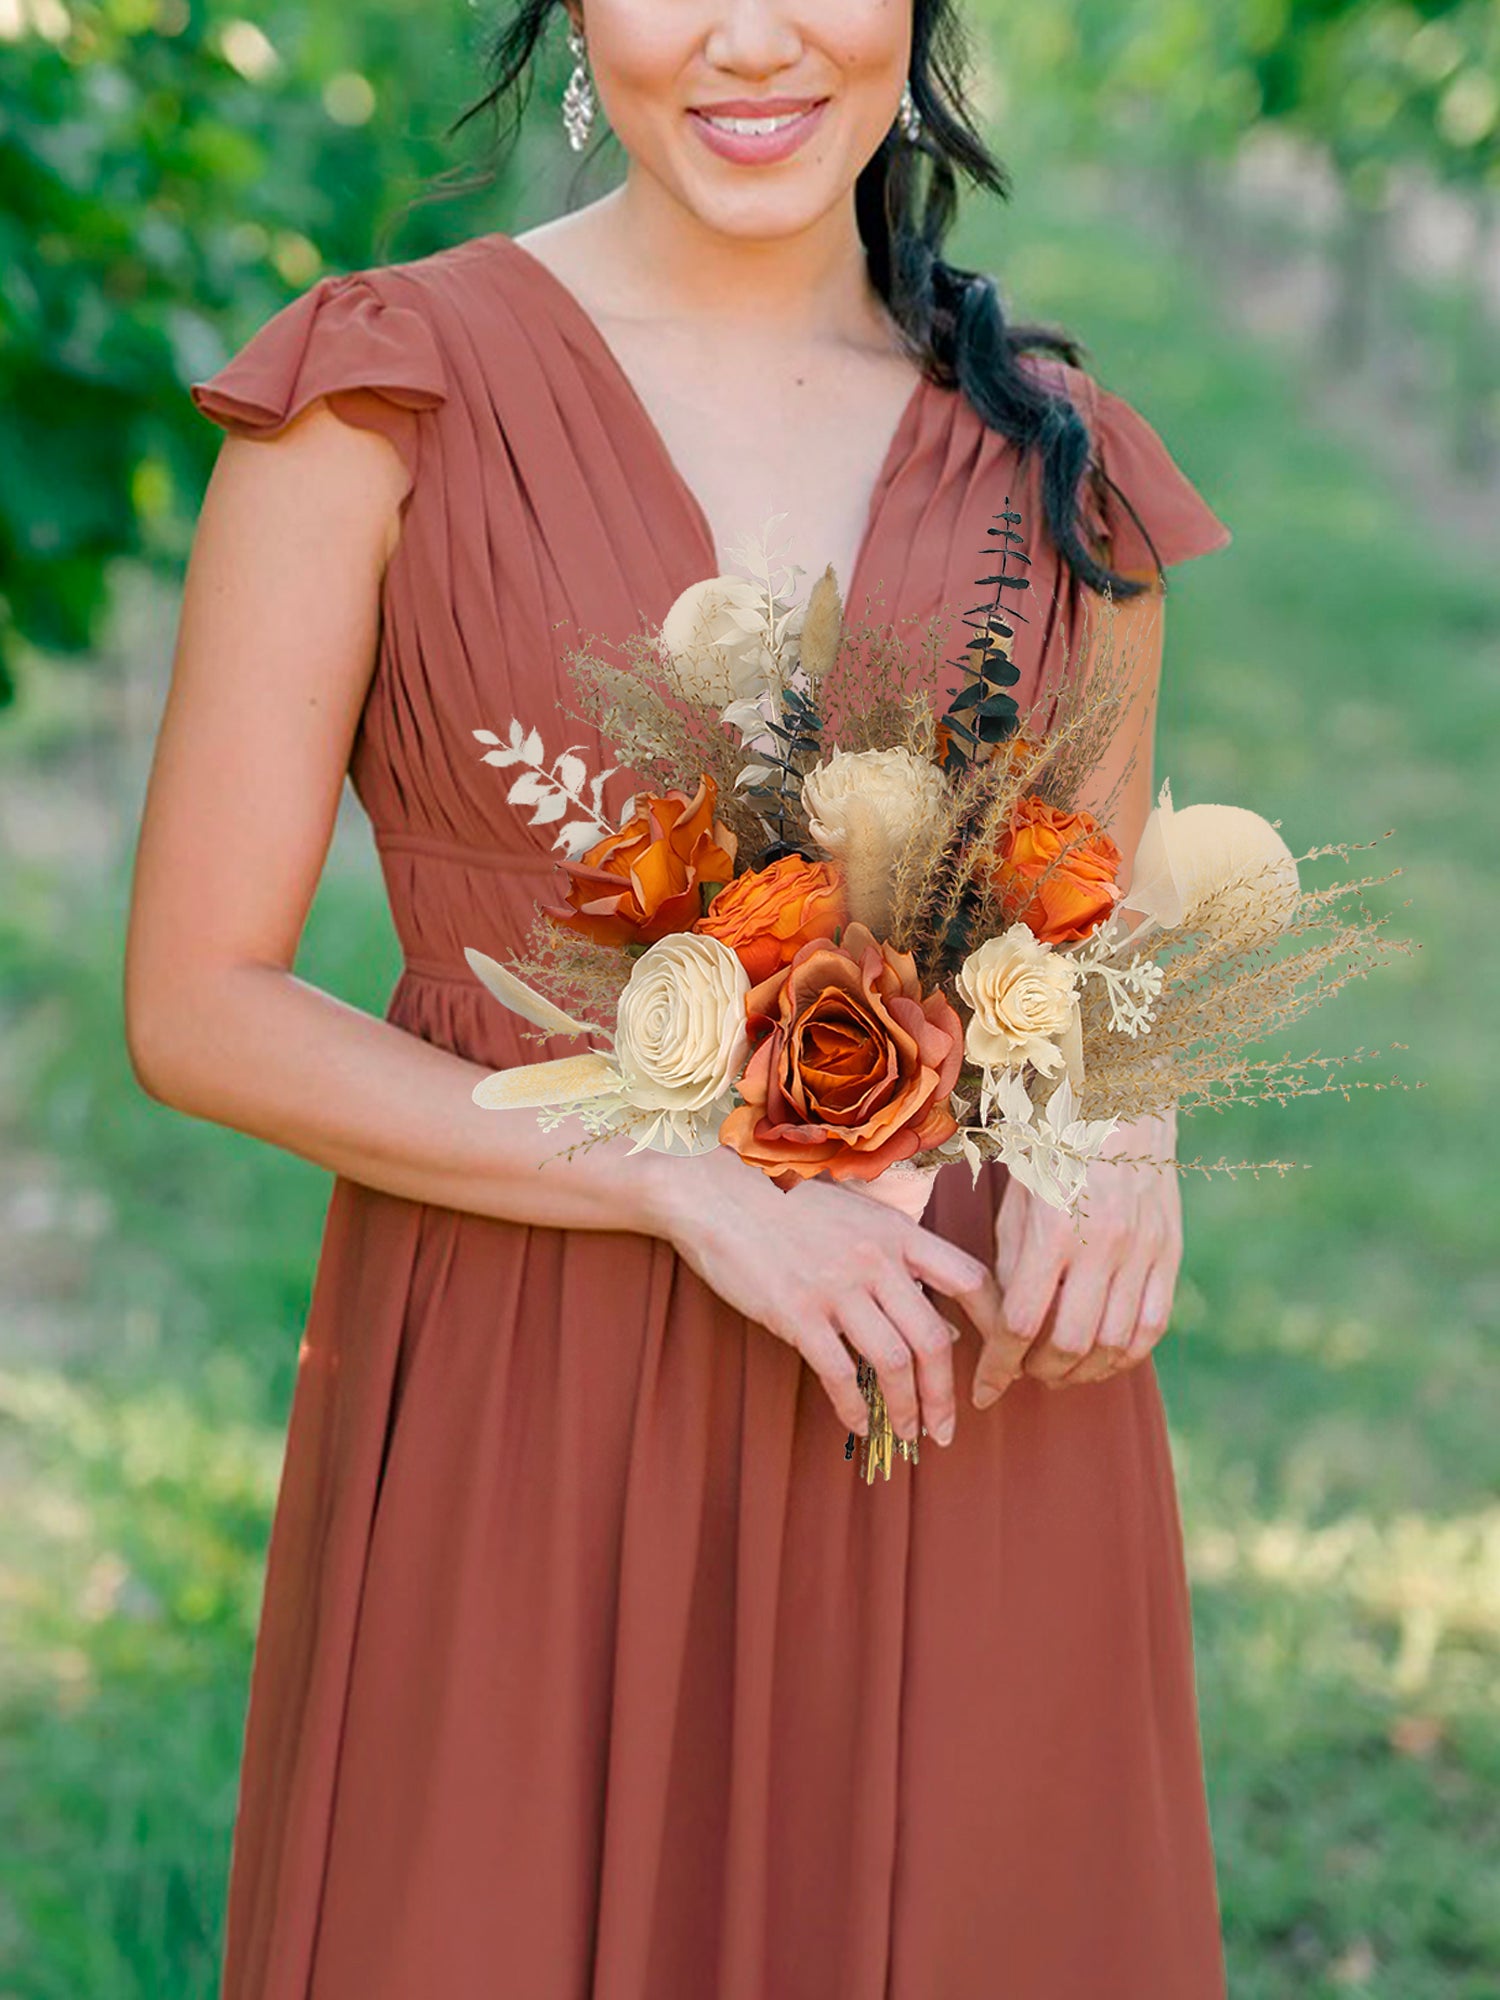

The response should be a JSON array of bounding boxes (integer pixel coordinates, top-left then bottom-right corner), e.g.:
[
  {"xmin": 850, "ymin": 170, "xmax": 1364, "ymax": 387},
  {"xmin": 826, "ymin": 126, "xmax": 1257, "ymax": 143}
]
[
  {"xmin": 1072, "ymin": 835, "xmax": 1416, "ymax": 1128},
  {"xmin": 817, "ymin": 604, "xmax": 950, "ymax": 753},
  {"xmin": 507, "ymin": 909, "xmax": 633, "ymax": 1039},
  {"xmin": 564, "ymin": 635, "xmax": 766, "ymax": 849},
  {"xmin": 876, "ymin": 587, "xmax": 1136, "ymax": 970},
  {"xmin": 1037, "ymin": 584, "xmax": 1152, "ymax": 820}
]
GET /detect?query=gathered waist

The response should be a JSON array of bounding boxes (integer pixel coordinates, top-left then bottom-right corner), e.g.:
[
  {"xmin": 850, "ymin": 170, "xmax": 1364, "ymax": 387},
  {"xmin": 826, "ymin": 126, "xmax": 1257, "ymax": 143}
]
[
  {"xmin": 373, "ymin": 825, "xmax": 559, "ymax": 874},
  {"xmin": 397, "ymin": 953, "xmax": 481, "ymax": 985}
]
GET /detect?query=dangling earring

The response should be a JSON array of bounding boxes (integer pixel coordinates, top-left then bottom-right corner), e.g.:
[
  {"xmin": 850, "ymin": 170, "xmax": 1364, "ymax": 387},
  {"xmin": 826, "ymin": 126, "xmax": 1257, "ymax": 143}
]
[
  {"xmin": 562, "ymin": 25, "xmax": 595, "ymax": 153},
  {"xmin": 897, "ymin": 77, "xmax": 922, "ymax": 143}
]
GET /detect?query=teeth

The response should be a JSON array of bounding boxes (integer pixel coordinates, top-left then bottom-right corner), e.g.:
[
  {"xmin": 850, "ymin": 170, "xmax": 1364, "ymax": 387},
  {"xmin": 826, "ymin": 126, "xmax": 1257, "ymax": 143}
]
[{"xmin": 701, "ymin": 110, "xmax": 809, "ymax": 135}]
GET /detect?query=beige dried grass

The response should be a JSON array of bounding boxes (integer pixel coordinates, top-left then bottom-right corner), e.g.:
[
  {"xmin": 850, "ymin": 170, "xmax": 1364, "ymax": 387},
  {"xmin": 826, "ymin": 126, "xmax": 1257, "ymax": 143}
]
[
  {"xmin": 507, "ymin": 911, "xmax": 633, "ymax": 1040},
  {"xmin": 1052, "ymin": 830, "xmax": 1418, "ymax": 1180},
  {"xmin": 501, "ymin": 573, "xmax": 1416, "ymax": 1191}
]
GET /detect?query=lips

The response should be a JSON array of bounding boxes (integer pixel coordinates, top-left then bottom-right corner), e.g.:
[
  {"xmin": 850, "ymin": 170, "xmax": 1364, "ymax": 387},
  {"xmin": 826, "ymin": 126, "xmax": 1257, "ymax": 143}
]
[
  {"xmin": 692, "ymin": 97, "xmax": 828, "ymax": 117},
  {"xmin": 687, "ymin": 98, "xmax": 831, "ymax": 165}
]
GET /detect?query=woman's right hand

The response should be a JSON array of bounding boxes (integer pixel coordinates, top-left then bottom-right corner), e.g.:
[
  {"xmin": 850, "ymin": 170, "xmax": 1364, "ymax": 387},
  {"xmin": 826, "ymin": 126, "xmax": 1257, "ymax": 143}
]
[{"xmin": 650, "ymin": 1148, "xmax": 1006, "ymax": 1448}]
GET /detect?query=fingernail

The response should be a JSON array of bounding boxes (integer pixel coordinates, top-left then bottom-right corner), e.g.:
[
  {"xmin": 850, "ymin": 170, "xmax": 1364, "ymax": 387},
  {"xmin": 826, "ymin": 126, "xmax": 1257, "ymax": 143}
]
[
  {"xmin": 935, "ymin": 1416, "xmax": 955, "ymax": 1445},
  {"xmin": 973, "ymin": 1384, "xmax": 1000, "ymax": 1410}
]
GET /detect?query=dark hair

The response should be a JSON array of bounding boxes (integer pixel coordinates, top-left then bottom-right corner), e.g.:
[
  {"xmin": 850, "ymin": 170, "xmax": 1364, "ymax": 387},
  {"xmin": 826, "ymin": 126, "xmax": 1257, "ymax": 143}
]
[{"xmin": 421, "ymin": 0, "xmax": 1162, "ymax": 616}]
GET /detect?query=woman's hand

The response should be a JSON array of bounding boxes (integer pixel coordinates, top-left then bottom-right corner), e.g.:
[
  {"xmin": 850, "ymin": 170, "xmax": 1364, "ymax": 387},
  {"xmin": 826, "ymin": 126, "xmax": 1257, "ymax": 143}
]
[
  {"xmin": 653, "ymin": 1148, "xmax": 1008, "ymax": 1447},
  {"xmin": 972, "ymin": 1109, "xmax": 1183, "ymax": 1406}
]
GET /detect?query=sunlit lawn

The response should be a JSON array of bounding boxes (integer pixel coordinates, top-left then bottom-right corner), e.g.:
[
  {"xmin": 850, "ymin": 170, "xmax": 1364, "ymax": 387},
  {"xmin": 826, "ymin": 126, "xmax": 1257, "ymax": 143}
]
[{"xmin": 1, "ymin": 163, "xmax": 1496, "ymax": 1998}]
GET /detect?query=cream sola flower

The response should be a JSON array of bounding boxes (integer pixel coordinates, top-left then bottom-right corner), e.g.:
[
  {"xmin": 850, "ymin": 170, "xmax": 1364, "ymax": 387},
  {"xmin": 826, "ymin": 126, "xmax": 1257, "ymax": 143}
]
[
  {"xmin": 800, "ymin": 746, "xmax": 950, "ymax": 933},
  {"xmin": 1116, "ymin": 777, "xmax": 1302, "ymax": 953},
  {"xmin": 464, "ymin": 933, "xmax": 751, "ymax": 1155},
  {"xmin": 955, "ymin": 924, "xmax": 1085, "ymax": 1086}
]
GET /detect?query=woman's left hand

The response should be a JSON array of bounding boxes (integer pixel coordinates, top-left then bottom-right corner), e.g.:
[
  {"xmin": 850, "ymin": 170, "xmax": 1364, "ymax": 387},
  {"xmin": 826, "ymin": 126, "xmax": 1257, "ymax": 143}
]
[{"xmin": 972, "ymin": 1108, "xmax": 1183, "ymax": 1406}]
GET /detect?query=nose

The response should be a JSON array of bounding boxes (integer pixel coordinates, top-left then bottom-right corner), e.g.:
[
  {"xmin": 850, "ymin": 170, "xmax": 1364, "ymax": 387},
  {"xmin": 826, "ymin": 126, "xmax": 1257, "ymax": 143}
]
[{"xmin": 702, "ymin": 0, "xmax": 806, "ymax": 73}]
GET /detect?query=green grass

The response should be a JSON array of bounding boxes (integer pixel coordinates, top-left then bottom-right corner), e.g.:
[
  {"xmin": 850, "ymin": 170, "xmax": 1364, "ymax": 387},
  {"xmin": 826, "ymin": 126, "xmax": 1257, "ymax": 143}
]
[{"xmin": 1, "ymin": 159, "xmax": 1496, "ymax": 1997}]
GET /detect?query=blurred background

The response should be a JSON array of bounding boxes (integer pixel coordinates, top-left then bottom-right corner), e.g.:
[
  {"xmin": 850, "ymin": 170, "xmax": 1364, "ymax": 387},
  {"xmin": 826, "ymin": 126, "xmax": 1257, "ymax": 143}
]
[{"xmin": 1, "ymin": 1, "xmax": 1497, "ymax": 1994}]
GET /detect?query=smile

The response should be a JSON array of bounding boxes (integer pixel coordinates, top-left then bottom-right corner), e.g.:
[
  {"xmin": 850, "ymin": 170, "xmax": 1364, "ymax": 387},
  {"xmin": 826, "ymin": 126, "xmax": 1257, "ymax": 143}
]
[
  {"xmin": 688, "ymin": 99, "xmax": 830, "ymax": 164},
  {"xmin": 699, "ymin": 110, "xmax": 811, "ymax": 135}
]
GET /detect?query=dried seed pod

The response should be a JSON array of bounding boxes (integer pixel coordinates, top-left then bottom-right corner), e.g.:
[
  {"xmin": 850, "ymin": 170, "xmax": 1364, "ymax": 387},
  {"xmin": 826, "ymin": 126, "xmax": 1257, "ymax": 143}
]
[{"xmin": 797, "ymin": 563, "xmax": 843, "ymax": 684}]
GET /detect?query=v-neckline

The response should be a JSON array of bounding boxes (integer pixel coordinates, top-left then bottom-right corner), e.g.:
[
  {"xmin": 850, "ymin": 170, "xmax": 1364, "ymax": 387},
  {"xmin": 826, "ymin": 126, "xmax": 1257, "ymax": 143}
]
[{"xmin": 489, "ymin": 229, "xmax": 932, "ymax": 615}]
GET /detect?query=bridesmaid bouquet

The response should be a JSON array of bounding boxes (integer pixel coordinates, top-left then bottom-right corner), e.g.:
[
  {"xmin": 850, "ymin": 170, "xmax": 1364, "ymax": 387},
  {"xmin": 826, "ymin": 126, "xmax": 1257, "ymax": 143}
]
[{"xmin": 464, "ymin": 506, "xmax": 1412, "ymax": 1476}]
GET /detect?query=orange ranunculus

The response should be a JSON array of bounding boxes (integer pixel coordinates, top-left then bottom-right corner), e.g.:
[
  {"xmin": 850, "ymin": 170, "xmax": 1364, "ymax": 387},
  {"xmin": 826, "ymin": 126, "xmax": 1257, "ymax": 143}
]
[
  {"xmin": 547, "ymin": 775, "xmax": 738, "ymax": 946},
  {"xmin": 993, "ymin": 795, "xmax": 1123, "ymax": 944},
  {"xmin": 694, "ymin": 854, "xmax": 846, "ymax": 985},
  {"xmin": 935, "ymin": 723, "xmax": 1043, "ymax": 777},
  {"xmin": 719, "ymin": 923, "xmax": 963, "ymax": 1186},
  {"xmin": 993, "ymin": 731, "xmax": 1044, "ymax": 779}
]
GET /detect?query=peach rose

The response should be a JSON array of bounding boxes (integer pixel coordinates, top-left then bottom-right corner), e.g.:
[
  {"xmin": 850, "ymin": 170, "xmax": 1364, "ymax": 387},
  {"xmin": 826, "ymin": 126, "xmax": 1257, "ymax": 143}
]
[
  {"xmin": 547, "ymin": 775, "xmax": 738, "ymax": 947},
  {"xmin": 694, "ymin": 854, "xmax": 846, "ymax": 985},
  {"xmin": 719, "ymin": 922, "xmax": 963, "ymax": 1186},
  {"xmin": 993, "ymin": 796, "xmax": 1123, "ymax": 944}
]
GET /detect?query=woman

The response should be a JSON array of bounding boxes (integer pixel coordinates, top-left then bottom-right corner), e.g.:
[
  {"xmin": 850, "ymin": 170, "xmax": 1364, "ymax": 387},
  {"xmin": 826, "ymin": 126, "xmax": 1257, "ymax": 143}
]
[{"xmin": 125, "ymin": 2, "xmax": 1233, "ymax": 1994}]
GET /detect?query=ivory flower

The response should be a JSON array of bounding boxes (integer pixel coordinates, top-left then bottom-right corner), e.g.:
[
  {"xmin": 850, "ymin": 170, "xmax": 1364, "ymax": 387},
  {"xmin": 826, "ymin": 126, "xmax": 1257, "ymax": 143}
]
[
  {"xmin": 801, "ymin": 747, "xmax": 948, "ymax": 859},
  {"xmin": 1125, "ymin": 778, "xmax": 1300, "ymax": 950},
  {"xmin": 614, "ymin": 932, "xmax": 751, "ymax": 1117},
  {"xmin": 465, "ymin": 936, "xmax": 750, "ymax": 1156},
  {"xmin": 659, "ymin": 575, "xmax": 781, "ymax": 705},
  {"xmin": 956, "ymin": 924, "xmax": 1082, "ymax": 1078}
]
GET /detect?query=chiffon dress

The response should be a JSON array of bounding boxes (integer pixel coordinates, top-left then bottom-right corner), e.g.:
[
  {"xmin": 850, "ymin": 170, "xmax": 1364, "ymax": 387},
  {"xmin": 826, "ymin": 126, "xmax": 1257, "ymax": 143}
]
[{"xmin": 190, "ymin": 229, "xmax": 1234, "ymax": 2000}]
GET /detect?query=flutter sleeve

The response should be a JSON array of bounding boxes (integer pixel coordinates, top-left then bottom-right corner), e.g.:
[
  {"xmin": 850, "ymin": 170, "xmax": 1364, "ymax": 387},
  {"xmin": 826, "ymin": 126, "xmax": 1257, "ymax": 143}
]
[
  {"xmin": 189, "ymin": 270, "xmax": 448, "ymax": 492},
  {"xmin": 1064, "ymin": 364, "xmax": 1233, "ymax": 576}
]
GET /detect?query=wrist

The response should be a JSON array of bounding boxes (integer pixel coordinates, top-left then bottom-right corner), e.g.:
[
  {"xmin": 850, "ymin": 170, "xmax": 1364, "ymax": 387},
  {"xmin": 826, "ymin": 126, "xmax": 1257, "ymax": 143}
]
[
  {"xmin": 625, "ymin": 1144, "xmax": 718, "ymax": 1245},
  {"xmin": 638, "ymin": 1143, "xmax": 768, "ymax": 1248}
]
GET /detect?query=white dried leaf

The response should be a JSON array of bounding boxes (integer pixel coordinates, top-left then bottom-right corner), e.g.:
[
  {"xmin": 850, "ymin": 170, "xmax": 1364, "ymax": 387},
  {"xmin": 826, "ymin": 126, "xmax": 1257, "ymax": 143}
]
[{"xmin": 508, "ymin": 771, "xmax": 549, "ymax": 807}]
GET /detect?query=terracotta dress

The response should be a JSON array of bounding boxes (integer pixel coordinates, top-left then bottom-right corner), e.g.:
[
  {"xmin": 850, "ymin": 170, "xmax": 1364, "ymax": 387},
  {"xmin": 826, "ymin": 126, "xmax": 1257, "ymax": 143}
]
[{"xmin": 190, "ymin": 230, "xmax": 1234, "ymax": 2000}]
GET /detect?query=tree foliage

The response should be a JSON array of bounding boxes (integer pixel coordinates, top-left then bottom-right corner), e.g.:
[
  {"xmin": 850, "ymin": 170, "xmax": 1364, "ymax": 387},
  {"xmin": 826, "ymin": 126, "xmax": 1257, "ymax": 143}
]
[{"xmin": 0, "ymin": 0, "xmax": 532, "ymax": 710}]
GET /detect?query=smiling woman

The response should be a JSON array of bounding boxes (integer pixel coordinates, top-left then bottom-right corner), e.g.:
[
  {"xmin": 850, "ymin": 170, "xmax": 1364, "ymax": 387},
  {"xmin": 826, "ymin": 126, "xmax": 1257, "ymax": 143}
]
[{"xmin": 133, "ymin": 3, "xmax": 1234, "ymax": 1997}]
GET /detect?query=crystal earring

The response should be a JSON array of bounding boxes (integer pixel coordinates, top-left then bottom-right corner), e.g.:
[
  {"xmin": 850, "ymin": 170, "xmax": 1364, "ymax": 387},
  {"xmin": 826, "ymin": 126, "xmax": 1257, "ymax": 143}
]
[
  {"xmin": 562, "ymin": 26, "xmax": 595, "ymax": 153},
  {"xmin": 897, "ymin": 77, "xmax": 922, "ymax": 143}
]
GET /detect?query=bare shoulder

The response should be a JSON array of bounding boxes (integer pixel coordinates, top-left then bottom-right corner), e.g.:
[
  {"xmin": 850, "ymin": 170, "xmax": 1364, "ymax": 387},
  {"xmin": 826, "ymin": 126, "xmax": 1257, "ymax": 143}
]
[{"xmin": 207, "ymin": 396, "xmax": 411, "ymax": 569}]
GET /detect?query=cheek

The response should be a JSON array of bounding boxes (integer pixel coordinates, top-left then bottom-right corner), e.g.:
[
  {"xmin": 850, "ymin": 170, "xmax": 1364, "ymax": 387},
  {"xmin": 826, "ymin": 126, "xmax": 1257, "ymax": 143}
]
[
  {"xmin": 811, "ymin": 1, "xmax": 909, "ymax": 136},
  {"xmin": 587, "ymin": 1, "xmax": 700, "ymax": 128},
  {"xmin": 811, "ymin": 0, "xmax": 908, "ymax": 64}
]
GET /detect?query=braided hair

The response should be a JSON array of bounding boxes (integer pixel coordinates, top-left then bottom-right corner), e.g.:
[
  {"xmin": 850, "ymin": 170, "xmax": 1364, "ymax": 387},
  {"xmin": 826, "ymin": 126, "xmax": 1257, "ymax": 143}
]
[{"xmin": 414, "ymin": 0, "xmax": 1164, "ymax": 609}]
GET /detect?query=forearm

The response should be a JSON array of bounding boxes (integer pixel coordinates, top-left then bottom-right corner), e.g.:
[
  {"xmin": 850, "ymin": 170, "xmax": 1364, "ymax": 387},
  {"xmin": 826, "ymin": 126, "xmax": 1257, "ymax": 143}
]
[{"xmin": 130, "ymin": 961, "xmax": 692, "ymax": 1233}]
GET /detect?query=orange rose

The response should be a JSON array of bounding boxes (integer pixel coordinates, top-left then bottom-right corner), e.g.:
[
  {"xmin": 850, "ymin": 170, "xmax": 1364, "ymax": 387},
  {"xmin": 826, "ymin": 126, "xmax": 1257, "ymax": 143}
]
[
  {"xmin": 548, "ymin": 775, "xmax": 738, "ymax": 946},
  {"xmin": 993, "ymin": 795, "xmax": 1123, "ymax": 944},
  {"xmin": 719, "ymin": 922, "xmax": 963, "ymax": 1186},
  {"xmin": 694, "ymin": 854, "xmax": 846, "ymax": 985}
]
